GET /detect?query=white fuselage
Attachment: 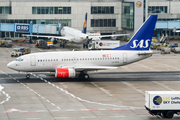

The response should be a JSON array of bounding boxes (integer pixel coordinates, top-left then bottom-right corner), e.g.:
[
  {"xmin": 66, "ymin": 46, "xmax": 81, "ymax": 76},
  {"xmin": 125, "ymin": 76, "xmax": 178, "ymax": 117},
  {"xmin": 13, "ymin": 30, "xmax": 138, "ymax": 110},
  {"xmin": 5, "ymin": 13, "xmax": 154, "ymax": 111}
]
[
  {"xmin": 61, "ymin": 27, "xmax": 88, "ymax": 44},
  {"xmin": 7, "ymin": 50, "xmax": 151, "ymax": 72}
]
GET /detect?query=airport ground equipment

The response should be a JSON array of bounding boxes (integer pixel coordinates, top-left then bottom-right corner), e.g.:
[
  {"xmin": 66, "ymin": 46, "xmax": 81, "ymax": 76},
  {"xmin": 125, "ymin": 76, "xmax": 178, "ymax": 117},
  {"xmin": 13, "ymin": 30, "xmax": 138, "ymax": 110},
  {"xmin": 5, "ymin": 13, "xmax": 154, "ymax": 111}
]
[
  {"xmin": 160, "ymin": 47, "xmax": 170, "ymax": 54},
  {"xmin": 145, "ymin": 91, "xmax": 180, "ymax": 119},
  {"xmin": 36, "ymin": 39, "xmax": 53, "ymax": 49},
  {"xmin": 11, "ymin": 48, "xmax": 31, "ymax": 57},
  {"xmin": 4, "ymin": 40, "xmax": 13, "ymax": 47},
  {"xmin": 171, "ymin": 47, "xmax": 180, "ymax": 53},
  {"xmin": 0, "ymin": 40, "xmax": 12, "ymax": 47},
  {"xmin": 171, "ymin": 43, "xmax": 178, "ymax": 48},
  {"xmin": 150, "ymin": 42, "xmax": 161, "ymax": 50},
  {"xmin": 0, "ymin": 40, "xmax": 5, "ymax": 47},
  {"xmin": 88, "ymin": 40, "xmax": 120, "ymax": 50}
]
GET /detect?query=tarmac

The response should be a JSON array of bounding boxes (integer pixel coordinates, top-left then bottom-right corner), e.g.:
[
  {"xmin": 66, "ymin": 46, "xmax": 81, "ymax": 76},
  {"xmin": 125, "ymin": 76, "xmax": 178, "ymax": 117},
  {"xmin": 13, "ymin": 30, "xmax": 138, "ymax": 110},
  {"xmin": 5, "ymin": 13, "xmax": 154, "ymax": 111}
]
[{"xmin": 0, "ymin": 42, "xmax": 180, "ymax": 120}]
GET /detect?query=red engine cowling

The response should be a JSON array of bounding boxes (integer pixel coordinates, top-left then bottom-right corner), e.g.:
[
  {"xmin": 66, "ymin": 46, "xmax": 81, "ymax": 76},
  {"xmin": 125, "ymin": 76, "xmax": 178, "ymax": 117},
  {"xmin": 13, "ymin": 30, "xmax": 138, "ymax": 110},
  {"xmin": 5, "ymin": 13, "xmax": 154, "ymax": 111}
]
[{"xmin": 55, "ymin": 68, "xmax": 76, "ymax": 78}]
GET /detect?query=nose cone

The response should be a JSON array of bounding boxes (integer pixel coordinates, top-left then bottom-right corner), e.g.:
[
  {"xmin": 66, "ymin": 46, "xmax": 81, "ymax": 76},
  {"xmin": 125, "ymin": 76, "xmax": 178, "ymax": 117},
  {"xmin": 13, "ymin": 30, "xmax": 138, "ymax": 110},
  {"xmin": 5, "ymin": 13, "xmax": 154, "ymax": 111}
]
[{"xmin": 7, "ymin": 61, "xmax": 16, "ymax": 70}]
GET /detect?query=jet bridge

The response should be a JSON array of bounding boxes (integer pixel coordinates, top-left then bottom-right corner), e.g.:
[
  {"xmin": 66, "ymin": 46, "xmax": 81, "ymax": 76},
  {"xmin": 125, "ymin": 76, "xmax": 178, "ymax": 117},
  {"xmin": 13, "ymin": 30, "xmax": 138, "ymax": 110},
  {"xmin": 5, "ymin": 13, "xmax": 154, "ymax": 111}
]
[{"xmin": 0, "ymin": 22, "xmax": 61, "ymax": 42}]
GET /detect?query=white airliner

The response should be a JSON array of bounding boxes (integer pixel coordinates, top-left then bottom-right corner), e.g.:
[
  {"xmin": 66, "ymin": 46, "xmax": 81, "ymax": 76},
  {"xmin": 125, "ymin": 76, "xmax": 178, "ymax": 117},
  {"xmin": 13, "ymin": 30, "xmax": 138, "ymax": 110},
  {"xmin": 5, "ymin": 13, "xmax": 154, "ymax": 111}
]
[
  {"xmin": 24, "ymin": 13, "xmax": 129, "ymax": 47},
  {"xmin": 7, "ymin": 15, "xmax": 158, "ymax": 79}
]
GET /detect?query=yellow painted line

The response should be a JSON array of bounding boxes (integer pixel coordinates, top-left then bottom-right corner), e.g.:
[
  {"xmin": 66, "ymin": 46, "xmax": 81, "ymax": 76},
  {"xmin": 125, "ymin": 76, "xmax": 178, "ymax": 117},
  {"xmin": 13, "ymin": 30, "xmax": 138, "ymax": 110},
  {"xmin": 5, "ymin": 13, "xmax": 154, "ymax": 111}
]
[{"xmin": 65, "ymin": 43, "xmax": 79, "ymax": 51}]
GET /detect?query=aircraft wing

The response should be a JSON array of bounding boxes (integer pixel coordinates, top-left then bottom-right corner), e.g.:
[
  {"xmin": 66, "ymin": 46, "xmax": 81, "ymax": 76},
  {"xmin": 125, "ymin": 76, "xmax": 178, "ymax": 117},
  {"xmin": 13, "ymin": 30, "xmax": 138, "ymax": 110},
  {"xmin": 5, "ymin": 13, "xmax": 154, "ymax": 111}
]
[
  {"xmin": 88, "ymin": 33, "xmax": 129, "ymax": 39},
  {"xmin": 61, "ymin": 66, "xmax": 118, "ymax": 72},
  {"xmin": 22, "ymin": 34, "xmax": 70, "ymax": 41}
]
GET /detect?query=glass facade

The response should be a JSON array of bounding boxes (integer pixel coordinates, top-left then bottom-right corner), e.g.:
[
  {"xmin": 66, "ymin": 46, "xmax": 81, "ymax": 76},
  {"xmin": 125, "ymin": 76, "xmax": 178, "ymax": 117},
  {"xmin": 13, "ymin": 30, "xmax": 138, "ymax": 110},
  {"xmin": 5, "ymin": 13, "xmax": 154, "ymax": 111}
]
[
  {"xmin": 0, "ymin": 19, "xmax": 71, "ymax": 26},
  {"xmin": 148, "ymin": 6, "xmax": 167, "ymax": 13},
  {"xmin": 0, "ymin": 6, "xmax": 11, "ymax": 14},
  {"xmin": 32, "ymin": 7, "xmax": 71, "ymax": 14},
  {"xmin": 91, "ymin": 6, "xmax": 114, "ymax": 14},
  {"xmin": 91, "ymin": 19, "xmax": 116, "ymax": 27},
  {"xmin": 122, "ymin": 2, "xmax": 134, "ymax": 29}
]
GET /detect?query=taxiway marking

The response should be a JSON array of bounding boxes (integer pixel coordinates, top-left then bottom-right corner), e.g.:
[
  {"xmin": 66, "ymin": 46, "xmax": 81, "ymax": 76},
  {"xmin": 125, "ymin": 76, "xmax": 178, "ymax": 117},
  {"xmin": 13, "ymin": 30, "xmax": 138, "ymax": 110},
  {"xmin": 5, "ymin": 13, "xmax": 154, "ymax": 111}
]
[
  {"xmin": 31, "ymin": 73, "xmax": 137, "ymax": 109},
  {"xmin": 0, "ymin": 70, "xmax": 61, "ymax": 110}
]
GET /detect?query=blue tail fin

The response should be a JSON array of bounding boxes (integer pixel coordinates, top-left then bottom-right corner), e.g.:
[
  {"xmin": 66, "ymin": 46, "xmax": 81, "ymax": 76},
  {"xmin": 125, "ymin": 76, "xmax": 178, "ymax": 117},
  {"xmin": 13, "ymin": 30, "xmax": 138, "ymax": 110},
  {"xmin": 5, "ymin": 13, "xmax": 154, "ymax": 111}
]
[
  {"xmin": 111, "ymin": 15, "xmax": 158, "ymax": 51},
  {"xmin": 82, "ymin": 13, "xmax": 87, "ymax": 34}
]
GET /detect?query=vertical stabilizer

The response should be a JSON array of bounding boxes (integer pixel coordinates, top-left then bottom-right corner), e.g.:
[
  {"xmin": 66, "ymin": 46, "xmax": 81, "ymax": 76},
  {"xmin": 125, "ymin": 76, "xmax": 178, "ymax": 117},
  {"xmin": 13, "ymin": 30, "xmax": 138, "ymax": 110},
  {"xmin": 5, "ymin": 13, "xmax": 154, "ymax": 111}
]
[
  {"xmin": 111, "ymin": 15, "xmax": 158, "ymax": 51},
  {"xmin": 82, "ymin": 13, "xmax": 87, "ymax": 34}
]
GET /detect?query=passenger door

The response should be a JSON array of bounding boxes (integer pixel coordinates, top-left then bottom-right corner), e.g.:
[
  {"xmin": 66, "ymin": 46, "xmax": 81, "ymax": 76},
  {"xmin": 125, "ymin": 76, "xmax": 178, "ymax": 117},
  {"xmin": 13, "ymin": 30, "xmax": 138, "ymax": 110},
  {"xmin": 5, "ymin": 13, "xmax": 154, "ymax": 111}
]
[
  {"xmin": 30, "ymin": 55, "xmax": 36, "ymax": 66},
  {"xmin": 123, "ymin": 53, "xmax": 127, "ymax": 63}
]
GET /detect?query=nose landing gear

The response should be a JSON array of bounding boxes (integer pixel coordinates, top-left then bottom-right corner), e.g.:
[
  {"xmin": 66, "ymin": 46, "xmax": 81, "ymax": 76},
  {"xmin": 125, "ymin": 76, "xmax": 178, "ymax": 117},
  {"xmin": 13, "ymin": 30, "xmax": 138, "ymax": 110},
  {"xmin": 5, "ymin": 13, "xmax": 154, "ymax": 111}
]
[{"xmin": 26, "ymin": 73, "xmax": 30, "ymax": 79}]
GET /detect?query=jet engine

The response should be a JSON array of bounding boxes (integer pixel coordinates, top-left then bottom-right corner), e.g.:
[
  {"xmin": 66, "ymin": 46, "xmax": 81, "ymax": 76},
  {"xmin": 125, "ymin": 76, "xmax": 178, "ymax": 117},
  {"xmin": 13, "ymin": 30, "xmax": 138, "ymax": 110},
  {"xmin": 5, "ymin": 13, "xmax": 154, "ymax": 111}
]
[{"xmin": 55, "ymin": 68, "xmax": 76, "ymax": 78}]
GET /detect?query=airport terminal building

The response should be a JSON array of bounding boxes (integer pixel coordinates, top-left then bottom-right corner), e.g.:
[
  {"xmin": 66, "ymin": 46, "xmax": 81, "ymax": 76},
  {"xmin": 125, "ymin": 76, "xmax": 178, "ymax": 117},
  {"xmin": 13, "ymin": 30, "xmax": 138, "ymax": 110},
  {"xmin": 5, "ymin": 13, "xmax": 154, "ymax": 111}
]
[{"xmin": 0, "ymin": 0, "xmax": 180, "ymax": 38}]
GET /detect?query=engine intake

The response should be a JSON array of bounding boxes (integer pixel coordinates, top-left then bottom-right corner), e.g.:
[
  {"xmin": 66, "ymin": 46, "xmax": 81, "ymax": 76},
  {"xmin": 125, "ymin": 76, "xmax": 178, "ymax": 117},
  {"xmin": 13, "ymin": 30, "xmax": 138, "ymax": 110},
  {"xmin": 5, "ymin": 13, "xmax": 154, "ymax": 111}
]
[{"xmin": 55, "ymin": 68, "xmax": 76, "ymax": 78}]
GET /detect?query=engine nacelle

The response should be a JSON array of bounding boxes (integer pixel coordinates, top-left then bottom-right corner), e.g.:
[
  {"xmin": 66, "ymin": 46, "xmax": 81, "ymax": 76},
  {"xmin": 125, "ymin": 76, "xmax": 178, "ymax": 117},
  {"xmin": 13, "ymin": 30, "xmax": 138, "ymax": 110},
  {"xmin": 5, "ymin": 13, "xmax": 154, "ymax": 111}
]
[{"xmin": 55, "ymin": 68, "xmax": 76, "ymax": 78}]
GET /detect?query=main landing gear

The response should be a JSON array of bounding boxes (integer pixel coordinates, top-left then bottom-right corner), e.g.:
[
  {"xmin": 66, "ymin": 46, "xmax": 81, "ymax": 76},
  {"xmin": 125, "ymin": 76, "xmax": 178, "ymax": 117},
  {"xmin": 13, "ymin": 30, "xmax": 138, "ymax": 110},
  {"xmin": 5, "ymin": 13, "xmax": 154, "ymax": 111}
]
[
  {"xmin": 26, "ymin": 73, "xmax": 30, "ymax": 79},
  {"xmin": 78, "ymin": 72, "xmax": 89, "ymax": 79}
]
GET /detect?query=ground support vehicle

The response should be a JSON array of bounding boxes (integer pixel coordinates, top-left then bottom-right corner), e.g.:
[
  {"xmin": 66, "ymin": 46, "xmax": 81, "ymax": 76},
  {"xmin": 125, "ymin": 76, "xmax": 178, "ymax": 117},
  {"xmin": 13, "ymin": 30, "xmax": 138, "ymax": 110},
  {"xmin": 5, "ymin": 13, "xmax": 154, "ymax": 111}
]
[
  {"xmin": 88, "ymin": 40, "xmax": 120, "ymax": 50},
  {"xmin": 11, "ymin": 48, "xmax": 31, "ymax": 57},
  {"xmin": 0, "ymin": 40, "xmax": 12, "ymax": 47},
  {"xmin": 4, "ymin": 40, "xmax": 13, "ymax": 47},
  {"xmin": 171, "ymin": 47, "xmax": 180, "ymax": 53},
  {"xmin": 145, "ymin": 91, "xmax": 180, "ymax": 119},
  {"xmin": 36, "ymin": 39, "xmax": 53, "ymax": 49},
  {"xmin": 171, "ymin": 43, "xmax": 178, "ymax": 48},
  {"xmin": 160, "ymin": 47, "xmax": 170, "ymax": 54}
]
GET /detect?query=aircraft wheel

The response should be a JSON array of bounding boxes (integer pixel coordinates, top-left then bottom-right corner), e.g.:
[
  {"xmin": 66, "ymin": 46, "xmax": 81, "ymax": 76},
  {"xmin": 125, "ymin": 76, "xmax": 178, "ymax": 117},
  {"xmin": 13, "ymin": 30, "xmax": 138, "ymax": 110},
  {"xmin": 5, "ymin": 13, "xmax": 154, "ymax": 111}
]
[
  {"xmin": 26, "ymin": 74, "xmax": 30, "ymax": 79},
  {"xmin": 84, "ymin": 74, "xmax": 89, "ymax": 80}
]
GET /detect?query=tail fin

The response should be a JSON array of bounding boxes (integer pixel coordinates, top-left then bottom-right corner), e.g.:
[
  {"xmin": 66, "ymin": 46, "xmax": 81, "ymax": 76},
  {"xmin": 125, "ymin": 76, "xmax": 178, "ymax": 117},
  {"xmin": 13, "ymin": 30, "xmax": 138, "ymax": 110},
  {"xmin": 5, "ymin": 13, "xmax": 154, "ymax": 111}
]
[
  {"xmin": 82, "ymin": 13, "xmax": 87, "ymax": 34},
  {"xmin": 111, "ymin": 15, "xmax": 158, "ymax": 51}
]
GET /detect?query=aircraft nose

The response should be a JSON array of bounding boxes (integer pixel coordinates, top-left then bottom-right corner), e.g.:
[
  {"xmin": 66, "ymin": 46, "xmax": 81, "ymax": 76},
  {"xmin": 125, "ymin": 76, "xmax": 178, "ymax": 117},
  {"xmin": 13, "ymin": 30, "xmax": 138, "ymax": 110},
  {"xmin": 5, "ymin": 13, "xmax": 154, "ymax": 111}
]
[{"xmin": 7, "ymin": 62, "xmax": 15, "ymax": 70}]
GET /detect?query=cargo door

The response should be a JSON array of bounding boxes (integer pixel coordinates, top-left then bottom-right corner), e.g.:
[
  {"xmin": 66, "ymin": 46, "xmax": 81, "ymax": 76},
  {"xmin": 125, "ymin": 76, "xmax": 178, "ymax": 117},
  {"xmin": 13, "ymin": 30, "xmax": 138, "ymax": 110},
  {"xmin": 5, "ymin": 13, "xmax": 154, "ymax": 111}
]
[
  {"xmin": 30, "ymin": 55, "xmax": 36, "ymax": 66},
  {"xmin": 123, "ymin": 53, "xmax": 127, "ymax": 63}
]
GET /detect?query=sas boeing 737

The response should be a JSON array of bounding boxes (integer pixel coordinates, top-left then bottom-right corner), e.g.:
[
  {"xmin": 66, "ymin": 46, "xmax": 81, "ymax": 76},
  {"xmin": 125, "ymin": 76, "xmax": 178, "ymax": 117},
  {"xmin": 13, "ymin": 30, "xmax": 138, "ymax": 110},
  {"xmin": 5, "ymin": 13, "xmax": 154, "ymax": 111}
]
[
  {"xmin": 24, "ymin": 13, "xmax": 129, "ymax": 47},
  {"xmin": 7, "ymin": 15, "xmax": 158, "ymax": 79}
]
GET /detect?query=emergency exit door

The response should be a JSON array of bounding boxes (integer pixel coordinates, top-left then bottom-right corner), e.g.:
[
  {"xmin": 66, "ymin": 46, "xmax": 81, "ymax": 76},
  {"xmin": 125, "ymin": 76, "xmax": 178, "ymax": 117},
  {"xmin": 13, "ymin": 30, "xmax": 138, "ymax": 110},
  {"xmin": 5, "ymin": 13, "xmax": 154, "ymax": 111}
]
[
  {"xmin": 123, "ymin": 53, "xmax": 127, "ymax": 63},
  {"xmin": 30, "ymin": 55, "xmax": 36, "ymax": 66}
]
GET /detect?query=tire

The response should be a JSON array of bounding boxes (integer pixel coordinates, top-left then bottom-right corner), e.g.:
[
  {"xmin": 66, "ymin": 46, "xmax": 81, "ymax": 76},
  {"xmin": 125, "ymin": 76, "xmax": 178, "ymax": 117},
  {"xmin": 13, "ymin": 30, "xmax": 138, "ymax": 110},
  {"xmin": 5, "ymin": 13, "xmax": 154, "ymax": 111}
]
[
  {"xmin": 84, "ymin": 74, "xmax": 89, "ymax": 80},
  {"xmin": 26, "ymin": 74, "xmax": 30, "ymax": 79},
  {"xmin": 166, "ymin": 111, "xmax": 174, "ymax": 118}
]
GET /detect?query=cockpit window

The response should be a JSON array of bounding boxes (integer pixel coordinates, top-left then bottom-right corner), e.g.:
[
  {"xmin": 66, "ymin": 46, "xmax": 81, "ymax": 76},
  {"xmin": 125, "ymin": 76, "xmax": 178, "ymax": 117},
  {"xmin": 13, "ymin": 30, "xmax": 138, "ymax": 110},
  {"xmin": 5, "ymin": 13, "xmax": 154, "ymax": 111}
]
[{"xmin": 15, "ymin": 58, "xmax": 23, "ymax": 61}]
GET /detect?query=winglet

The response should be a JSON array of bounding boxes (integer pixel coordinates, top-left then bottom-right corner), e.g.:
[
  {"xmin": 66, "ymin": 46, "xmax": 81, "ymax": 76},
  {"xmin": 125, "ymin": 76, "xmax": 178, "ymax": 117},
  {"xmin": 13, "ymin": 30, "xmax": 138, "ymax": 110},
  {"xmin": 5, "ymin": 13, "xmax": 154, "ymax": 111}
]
[
  {"xmin": 82, "ymin": 13, "xmax": 87, "ymax": 34},
  {"xmin": 111, "ymin": 15, "xmax": 158, "ymax": 51}
]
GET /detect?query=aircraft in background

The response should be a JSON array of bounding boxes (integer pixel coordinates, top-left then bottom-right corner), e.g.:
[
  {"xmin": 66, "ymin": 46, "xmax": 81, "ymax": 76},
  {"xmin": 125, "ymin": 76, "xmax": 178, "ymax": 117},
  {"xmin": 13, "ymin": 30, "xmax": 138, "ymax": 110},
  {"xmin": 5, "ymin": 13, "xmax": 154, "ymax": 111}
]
[
  {"xmin": 23, "ymin": 13, "xmax": 129, "ymax": 48},
  {"xmin": 7, "ymin": 15, "xmax": 158, "ymax": 79},
  {"xmin": 173, "ymin": 27, "xmax": 180, "ymax": 33}
]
